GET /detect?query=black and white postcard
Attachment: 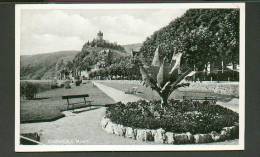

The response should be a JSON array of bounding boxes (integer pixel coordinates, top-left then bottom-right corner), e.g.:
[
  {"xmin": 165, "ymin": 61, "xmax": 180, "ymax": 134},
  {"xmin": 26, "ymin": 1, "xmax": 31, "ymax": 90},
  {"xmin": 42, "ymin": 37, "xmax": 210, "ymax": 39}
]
[{"xmin": 15, "ymin": 3, "xmax": 245, "ymax": 151}]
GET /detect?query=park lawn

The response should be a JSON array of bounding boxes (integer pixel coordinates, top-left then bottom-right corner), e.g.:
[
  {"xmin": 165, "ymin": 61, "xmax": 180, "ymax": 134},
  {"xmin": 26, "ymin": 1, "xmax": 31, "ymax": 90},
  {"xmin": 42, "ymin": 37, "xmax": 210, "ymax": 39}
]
[
  {"xmin": 21, "ymin": 82, "xmax": 115, "ymax": 123},
  {"xmin": 99, "ymin": 81, "xmax": 236, "ymax": 102}
]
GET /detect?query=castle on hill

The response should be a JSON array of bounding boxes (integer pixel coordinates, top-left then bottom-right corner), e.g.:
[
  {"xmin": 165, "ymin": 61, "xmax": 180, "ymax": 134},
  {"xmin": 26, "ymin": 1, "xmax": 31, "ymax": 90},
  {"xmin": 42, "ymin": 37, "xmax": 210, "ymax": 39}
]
[
  {"xmin": 84, "ymin": 31, "xmax": 125, "ymax": 52},
  {"xmin": 96, "ymin": 30, "xmax": 103, "ymax": 41},
  {"xmin": 85, "ymin": 31, "xmax": 105, "ymax": 48}
]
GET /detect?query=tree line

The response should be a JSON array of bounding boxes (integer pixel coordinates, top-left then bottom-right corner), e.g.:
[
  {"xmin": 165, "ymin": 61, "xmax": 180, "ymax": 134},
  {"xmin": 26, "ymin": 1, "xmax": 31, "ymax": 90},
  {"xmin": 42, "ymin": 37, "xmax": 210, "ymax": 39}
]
[{"xmin": 140, "ymin": 9, "xmax": 239, "ymax": 71}]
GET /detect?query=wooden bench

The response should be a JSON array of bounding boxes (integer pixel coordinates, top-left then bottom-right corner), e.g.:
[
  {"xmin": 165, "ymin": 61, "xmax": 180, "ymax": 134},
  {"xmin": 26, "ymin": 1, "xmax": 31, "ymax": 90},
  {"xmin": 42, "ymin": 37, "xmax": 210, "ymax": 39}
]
[
  {"xmin": 62, "ymin": 94, "xmax": 93, "ymax": 111},
  {"xmin": 183, "ymin": 96, "xmax": 217, "ymax": 104}
]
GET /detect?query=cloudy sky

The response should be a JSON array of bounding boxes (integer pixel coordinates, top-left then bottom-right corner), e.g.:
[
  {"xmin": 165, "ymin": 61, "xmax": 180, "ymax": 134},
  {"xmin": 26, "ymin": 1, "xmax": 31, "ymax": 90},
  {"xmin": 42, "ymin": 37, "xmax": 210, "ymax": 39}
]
[{"xmin": 20, "ymin": 9, "xmax": 187, "ymax": 55}]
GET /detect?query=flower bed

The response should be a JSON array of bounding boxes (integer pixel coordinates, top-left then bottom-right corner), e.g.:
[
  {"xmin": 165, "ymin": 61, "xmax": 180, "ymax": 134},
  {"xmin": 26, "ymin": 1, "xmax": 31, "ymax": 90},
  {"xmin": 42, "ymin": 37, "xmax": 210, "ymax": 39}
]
[{"xmin": 102, "ymin": 100, "xmax": 239, "ymax": 144}]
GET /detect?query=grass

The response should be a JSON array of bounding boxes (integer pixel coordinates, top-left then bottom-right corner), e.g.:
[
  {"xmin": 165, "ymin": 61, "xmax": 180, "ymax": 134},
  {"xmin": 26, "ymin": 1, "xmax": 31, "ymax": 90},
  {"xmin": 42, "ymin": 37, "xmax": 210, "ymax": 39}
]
[
  {"xmin": 99, "ymin": 81, "xmax": 236, "ymax": 102},
  {"xmin": 21, "ymin": 81, "xmax": 115, "ymax": 123},
  {"xmin": 21, "ymin": 80, "xmax": 237, "ymax": 123}
]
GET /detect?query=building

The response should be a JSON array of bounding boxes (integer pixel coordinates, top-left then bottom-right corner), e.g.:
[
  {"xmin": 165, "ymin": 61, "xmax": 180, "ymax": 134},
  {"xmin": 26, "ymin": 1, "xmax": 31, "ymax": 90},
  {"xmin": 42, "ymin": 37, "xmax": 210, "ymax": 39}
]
[{"xmin": 96, "ymin": 30, "xmax": 103, "ymax": 41}]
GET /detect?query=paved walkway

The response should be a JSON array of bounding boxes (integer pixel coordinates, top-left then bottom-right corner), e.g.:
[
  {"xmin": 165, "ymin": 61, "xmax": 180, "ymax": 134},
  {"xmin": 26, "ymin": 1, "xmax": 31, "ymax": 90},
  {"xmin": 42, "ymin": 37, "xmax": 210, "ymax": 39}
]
[
  {"xmin": 217, "ymin": 98, "xmax": 239, "ymax": 113},
  {"xmin": 93, "ymin": 81, "xmax": 147, "ymax": 103},
  {"xmin": 21, "ymin": 107, "xmax": 151, "ymax": 145}
]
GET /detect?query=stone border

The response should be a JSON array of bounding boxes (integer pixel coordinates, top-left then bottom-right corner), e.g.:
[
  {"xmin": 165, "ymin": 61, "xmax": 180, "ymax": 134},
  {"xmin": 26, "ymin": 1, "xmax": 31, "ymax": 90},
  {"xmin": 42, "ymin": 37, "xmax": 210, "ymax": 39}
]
[{"xmin": 101, "ymin": 117, "xmax": 239, "ymax": 144}]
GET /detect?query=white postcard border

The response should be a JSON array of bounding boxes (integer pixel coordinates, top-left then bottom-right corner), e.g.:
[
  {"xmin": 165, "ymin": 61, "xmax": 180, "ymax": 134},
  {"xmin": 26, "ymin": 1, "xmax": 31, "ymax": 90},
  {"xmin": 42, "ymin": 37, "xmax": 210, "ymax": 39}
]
[{"xmin": 15, "ymin": 3, "xmax": 245, "ymax": 152}]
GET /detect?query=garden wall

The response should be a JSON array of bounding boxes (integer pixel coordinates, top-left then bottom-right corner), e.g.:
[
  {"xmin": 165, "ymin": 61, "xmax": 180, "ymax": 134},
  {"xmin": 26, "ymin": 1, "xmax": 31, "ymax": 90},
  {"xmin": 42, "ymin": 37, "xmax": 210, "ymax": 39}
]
[
  {"xmin": 101, "ymin": 117, "xmax": 239, "ymax": 144},
  {"xmin": 96, "ymin": 80, "xmax": 142, "ymax": 85},
  {"xmin": 96, "ymin": 80, "xmax": 239, "ymax": 97},
  {"xmin": 179, "ymin": 82, "xmax": 239, "ymax": 97}
]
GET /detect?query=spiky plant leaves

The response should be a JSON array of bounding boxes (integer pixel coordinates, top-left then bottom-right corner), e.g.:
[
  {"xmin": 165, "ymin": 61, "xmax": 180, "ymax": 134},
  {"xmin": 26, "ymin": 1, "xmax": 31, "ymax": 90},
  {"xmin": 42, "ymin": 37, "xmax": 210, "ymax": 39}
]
[
  {"xmin": 169, "ymin": 83, "xmax": 190, "ymax": 93},
  {"xmin": 151, "ymin": 46, "xmax": 162, "ymax": 67},
  {"xmin": 150, "ymin": 66, "xmax": 160, "ymax": 80},
  {"xmin": 170, "ymin": 68, "xmax": 192, "ymax": 88},
  {"xmin": 139, "ymin": 66, "xmax": 158, "ymax": 90},
  {"xmin": 160, "ymin": 81, "xmax": 172, "ymax": 93},
  {"xmin": 166, "ymin": 53, "xmax": 182, "ymax": 82},
  {"xmin": 161, "ymin": 67, "xmax": 192, "ymax": 95},
  {"xmin": 160, "ymin": 53, "xmax": 183, "ymax": 92},
  {"xmin": 156, "ymin": 57, "xmax": 172, "ymax": 88},
  {"xmin": 169, "ymin": 53, "xmax": 182, "ymax": 75},
  {"xmin": 139, "ymin": 44, "xmax": 192, "ymax": 108}
]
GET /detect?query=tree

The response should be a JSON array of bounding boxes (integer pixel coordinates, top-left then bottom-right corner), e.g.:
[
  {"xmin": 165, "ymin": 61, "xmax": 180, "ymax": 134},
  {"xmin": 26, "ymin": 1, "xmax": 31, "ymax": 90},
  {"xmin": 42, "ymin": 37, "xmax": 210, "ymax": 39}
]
[
  {"xmin": 65, "ymin": 61, "xmax": 74, "ymax": 71},
  {"xmin": 139, "ymin": 9, "xmax": 239, "ymax": 71},
  {"xmin": 139, "ymin": 46, "xmax": 191, "ymax": 108}
]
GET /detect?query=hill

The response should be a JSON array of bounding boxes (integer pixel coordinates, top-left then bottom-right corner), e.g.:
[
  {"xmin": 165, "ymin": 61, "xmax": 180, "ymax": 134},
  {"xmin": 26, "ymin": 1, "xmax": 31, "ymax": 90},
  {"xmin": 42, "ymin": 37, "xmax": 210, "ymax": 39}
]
[
  {"xmin": 20, "ymin": 46, "xmax": 129, "ymax": 80},
  {"xmin": 72, "ymin": 45, "xmax": 130, "ymax": 74},
  {"xmin": 122, "ymin": 43, "xmax": 142, "ymax": 54},
  {"xmin": 20, "ymin": 50, "xmax": 80, "ymax": 80}
]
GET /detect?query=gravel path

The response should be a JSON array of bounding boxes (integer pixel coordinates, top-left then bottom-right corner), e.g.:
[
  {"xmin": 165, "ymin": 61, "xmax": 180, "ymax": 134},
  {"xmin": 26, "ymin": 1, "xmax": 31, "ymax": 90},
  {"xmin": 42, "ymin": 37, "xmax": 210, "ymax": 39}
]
[
  {"xmin": 217, "ymin": 98, "xmax": 239, "ymax": 113},
  {"xmin": 93, "ymin": 81, "xmax": 147, "ymax": 103},
  {"xmin": 21, "ymin": 107, "xmax": 151, "ymax": 145}
]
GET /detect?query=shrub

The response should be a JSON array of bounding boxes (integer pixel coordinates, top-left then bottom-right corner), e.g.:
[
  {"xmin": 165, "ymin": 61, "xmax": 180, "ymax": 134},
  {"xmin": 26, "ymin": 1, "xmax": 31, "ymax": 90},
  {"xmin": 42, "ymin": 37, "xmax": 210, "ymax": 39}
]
[
  {"xmin": 64, "ymin": 80, "xmax": 71, "ymax": 89},
  {"xmin": 50, "ymin": 84, "xmax": 58, "ymax": 89},
  {"xmin": 75, "ymin": 80, "xmax": 82, "ymax": 86},
  {"xmin": 59, "ymin": 83, "xmax": 65, "ymax": 88},
  {"xmin": 21, "ymin": 81, "xmax": 58, "ymax": 99},
  {"xmin": 106, "ymin": 100, "xmax": 238, "ymax": 134},
  {"xmin": 21, "ymin": 82, "xmax": 38, "ymax": 100},
  {"xmin": 50, "ymin": 82, "xmax": 59, "ymax": 89}
]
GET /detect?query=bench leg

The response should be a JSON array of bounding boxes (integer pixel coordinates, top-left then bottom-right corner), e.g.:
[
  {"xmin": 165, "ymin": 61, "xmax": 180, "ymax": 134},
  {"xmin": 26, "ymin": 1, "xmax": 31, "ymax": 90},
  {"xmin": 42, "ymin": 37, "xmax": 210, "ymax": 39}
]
[
  {"xmin": 83, "ymin": 97, "xmax": 86, "ymax": 105},
  {"xmin": 67, "ymin": 98, "xmax": 70, "ymax": 110},
  {"xmin": 83, "ymin": 97, "xmax": 91, "ymax": 109}
]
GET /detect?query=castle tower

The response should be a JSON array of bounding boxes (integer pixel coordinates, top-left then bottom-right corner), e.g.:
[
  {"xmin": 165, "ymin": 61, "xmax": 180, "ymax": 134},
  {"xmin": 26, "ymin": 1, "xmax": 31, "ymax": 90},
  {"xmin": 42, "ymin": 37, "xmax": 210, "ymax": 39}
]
[{"xmin": 97, "ymin": 31, "xmax": 103, "ymax": 41}]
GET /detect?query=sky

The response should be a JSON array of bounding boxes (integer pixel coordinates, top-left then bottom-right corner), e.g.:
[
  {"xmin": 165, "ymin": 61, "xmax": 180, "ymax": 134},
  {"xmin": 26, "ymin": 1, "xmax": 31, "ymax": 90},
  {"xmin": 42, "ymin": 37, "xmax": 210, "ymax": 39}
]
[{"xmin": 20, "ymin": 9, "xmax": 187, "ymax": 55}]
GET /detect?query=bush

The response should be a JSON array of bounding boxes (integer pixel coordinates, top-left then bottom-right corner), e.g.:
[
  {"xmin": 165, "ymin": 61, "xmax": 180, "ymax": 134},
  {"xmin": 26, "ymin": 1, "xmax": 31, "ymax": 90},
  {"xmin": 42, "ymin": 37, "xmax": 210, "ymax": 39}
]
[
  {"xmin": 20, "ymin": 81, "xmax": 57, "ymax": 99},
  {"xmin": 193, "ymin": 70, "xmax": 239, "ymax": 82},
  {"xmin": 106, "ymin": 100, "xmax": 238, "ymax": 134},
  {"xmin": 59, "ymin": 83, "xmax": 64, "ymax": 88},
  {"xmin": 20, "ymin": 82, "xmax": 38, "ymax": 100},
  {"xmin": 50, "ymin": 82, "xmax": 59, "ymax": 89},
  {"xmin": 64, "ymin": 80, "xmax": 71, "ymax": 89},
  {"xmin": 75, "ymin": 80, "xmax": 82, "ymax": 86}
]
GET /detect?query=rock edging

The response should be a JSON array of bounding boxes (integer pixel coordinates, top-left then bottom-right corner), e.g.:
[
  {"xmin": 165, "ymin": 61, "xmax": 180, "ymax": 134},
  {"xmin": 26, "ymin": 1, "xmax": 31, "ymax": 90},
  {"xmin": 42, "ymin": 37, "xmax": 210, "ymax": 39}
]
[{"xmin": 101, "ymin": 117, "xmax": 239, "ymax": 144}]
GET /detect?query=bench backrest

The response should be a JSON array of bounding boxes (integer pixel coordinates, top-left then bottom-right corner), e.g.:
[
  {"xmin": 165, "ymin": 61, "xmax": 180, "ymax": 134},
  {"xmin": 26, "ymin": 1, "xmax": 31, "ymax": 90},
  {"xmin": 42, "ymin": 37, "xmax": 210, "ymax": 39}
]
[
  {"xmin": 62, "ymin": 94, "xmax": 89, "ymax": 99},
  {"xmin": 183, "ymin": 96, "xmax": 216, "ymax": 100}
]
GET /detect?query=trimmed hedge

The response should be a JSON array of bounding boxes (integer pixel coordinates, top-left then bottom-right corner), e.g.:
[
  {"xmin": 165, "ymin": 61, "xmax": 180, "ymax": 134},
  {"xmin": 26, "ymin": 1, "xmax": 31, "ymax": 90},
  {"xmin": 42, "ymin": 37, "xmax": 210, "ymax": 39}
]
[{"xmin": 106, "ymin": 100, "xmax": 238, "ymax": 134}]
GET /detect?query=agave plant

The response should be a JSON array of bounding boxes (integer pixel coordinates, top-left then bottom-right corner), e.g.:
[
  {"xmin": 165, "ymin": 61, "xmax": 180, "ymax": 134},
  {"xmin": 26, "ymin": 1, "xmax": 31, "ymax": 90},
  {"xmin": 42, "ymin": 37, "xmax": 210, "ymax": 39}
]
[{"xmin": 139, "ymin": 45, "xmax": 192, "ymax": 108}]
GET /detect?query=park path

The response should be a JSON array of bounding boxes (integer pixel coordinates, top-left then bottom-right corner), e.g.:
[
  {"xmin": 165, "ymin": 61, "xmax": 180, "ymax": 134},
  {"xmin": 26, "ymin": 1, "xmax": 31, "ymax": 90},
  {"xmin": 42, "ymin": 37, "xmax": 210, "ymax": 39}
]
[
  {"xmin": 21, "ymin": 106, "xmax": 150, "ymax": 145},
  {"xmin": 217, "ymin": 98, "xmax": 239, "ymax": 113},
  {"xmin": 92, "ymin": 81, "xmax": 147, "ymax": 103}
]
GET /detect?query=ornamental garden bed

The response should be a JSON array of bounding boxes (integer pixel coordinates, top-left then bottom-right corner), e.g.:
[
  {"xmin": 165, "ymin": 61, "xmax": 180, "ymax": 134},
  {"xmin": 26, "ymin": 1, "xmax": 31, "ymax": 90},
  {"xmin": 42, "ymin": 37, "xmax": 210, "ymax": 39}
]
[{"xmin": 101, "ymin": 100, "xmax": 239, "ymax": 144}]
